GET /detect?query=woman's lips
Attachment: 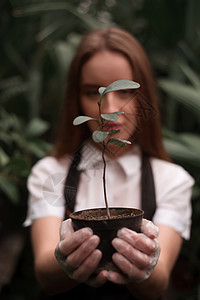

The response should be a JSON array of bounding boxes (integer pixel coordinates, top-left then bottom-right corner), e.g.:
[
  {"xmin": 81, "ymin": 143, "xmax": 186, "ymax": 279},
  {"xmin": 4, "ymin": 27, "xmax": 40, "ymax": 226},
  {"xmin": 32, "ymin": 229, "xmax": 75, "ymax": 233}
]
[{"xmin": 104, "ymin": 123, "xmax": 122, "ymax": 132}]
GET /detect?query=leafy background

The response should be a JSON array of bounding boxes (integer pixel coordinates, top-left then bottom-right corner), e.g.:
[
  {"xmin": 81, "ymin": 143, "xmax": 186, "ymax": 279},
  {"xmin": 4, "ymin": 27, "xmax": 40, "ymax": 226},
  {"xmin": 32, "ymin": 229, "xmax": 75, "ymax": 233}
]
[{"xmin": 0, "ymin": 0, "xmax": 199, "ymax": 299}]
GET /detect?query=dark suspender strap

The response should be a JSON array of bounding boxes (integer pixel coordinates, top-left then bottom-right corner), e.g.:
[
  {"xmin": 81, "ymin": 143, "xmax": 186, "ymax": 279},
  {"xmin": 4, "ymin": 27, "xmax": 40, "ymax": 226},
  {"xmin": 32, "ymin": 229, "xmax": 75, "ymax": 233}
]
[
  {"xmin": 141, "ymin": 154, "xmax": 156, "ymax": 220},
  {"xmin": 64, "ymin": 147, "xmax": 82, "ymax": 216},
  {"xmin": 64, "ymin": 149, "xmax": 156, "ymax": 220}
]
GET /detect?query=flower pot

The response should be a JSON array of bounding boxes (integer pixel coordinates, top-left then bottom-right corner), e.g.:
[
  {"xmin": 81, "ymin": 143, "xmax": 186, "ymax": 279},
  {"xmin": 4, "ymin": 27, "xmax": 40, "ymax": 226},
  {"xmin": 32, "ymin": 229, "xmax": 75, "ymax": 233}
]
[{"xmin": 70, "ymin": 207, "xmax": 144, "ymax": 274}]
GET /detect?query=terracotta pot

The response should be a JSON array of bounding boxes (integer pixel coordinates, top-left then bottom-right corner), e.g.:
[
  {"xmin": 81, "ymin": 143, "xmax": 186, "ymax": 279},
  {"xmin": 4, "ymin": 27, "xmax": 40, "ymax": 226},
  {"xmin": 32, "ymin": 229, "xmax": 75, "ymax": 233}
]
[{"xmin": 70, "ymin": 207, "xmax": 144, "ymax": 273}]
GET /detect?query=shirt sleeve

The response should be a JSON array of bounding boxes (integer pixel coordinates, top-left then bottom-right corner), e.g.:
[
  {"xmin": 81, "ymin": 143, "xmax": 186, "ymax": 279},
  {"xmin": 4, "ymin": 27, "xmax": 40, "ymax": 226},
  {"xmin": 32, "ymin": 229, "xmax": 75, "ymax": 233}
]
[
  {"xmin": 24, "ymin": 156, "xmax": 69, "ymax": 226},
  {"xmin": 152, "ymin": 159, "xmax": 194, "ymax": 240}
]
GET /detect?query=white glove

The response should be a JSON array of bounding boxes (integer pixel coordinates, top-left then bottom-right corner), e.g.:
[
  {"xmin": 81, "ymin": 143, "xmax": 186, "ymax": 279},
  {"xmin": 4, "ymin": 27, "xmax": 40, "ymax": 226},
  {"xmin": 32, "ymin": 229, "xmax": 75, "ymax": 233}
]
[
  {"xmin": 54, "ymin": 219, "xmax": 108, "ymax": 287},
  {"xmin": 107, "ymin": 218, "xmax": 160, "ymax": 284}
]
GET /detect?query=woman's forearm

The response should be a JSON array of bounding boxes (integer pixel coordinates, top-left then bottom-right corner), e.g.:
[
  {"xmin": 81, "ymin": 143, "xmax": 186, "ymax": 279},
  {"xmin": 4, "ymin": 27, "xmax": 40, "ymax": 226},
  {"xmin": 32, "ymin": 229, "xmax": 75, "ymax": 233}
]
[
  {"xmin": 34, "ymin": 249, "xmax": 79, "ymax": 295},
  {"xmin": 126, "ymin": 260, "xmax": 169, "ymax": 300}
]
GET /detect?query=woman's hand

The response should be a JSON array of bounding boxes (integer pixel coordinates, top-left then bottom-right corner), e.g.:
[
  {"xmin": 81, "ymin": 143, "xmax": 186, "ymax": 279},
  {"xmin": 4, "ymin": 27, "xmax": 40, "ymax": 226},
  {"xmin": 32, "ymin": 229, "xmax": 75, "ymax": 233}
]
[
  {"xmin": 108, "ymin": 219, "xmax": 160, "ymax": 285},
  {"xmin": 54, "ymin": 218, "xmax": 160, "ymax": 287},
  {"xmin": 54, "ymin": 219, "xmax": 108, "ymax": 287}
]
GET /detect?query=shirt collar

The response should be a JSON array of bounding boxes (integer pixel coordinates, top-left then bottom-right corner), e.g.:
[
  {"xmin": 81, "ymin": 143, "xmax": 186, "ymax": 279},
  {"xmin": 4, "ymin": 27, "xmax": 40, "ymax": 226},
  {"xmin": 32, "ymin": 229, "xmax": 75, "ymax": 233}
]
[
  {"xmin": 116, "ymin": 145, "xmax": 141, "ymax": 176},
  {"xmin": 78, "ymin": 141, "xmax": 102, "ymax": 170},
  {"xmin": 79, "ymin": 141, "xmax": 141, "ymax": 177}
]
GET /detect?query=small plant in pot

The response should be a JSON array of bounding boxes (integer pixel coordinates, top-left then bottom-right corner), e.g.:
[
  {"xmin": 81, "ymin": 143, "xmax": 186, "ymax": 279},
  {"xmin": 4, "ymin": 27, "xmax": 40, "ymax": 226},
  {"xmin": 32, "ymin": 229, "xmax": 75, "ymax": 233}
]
[{"xmin": 70, "ymin": 79, "xmax": 144, "ymax": 273}]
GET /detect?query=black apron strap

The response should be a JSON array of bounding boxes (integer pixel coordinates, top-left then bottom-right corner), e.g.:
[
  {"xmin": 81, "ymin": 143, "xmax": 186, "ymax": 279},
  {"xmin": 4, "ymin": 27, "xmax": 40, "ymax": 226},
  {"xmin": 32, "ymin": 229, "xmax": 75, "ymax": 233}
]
[
  {"xmin": 64, "ymin": 149, "xmax": 156, "ymax": 220},
  {"xmin": 64, "ymin": 146, "xmax": 82, "ymax": 217},
  {"xmin": 141, "ymin": 154, "xmax": 156, "ymax": 220}
]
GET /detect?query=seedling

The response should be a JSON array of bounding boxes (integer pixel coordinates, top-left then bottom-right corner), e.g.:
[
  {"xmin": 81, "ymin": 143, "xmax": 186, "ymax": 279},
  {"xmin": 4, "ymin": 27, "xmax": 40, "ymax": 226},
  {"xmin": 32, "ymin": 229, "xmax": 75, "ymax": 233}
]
[{"xmin": 73, "ymin": 79, "xmax": 140, "ymax": 219}]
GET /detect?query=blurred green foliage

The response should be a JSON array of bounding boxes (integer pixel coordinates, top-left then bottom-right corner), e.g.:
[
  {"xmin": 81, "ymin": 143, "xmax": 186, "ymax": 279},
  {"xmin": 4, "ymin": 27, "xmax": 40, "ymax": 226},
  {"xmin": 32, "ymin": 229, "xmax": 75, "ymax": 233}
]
[{"xmin": 0, "ymin": 0, "xmax": 199, "ymax": 299}]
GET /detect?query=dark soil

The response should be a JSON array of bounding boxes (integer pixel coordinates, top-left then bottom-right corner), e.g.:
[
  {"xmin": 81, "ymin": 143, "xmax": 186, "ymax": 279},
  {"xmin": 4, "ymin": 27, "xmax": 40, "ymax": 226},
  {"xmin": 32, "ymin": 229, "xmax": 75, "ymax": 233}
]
[{"xmin": 70, "ymin": 207, "xmax": 140, "ymax": 221}]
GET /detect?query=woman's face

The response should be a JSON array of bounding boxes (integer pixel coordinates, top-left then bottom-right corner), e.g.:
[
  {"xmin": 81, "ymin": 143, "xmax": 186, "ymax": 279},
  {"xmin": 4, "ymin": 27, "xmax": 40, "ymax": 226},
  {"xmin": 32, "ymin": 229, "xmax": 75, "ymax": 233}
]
[{"xmin": 80, "ymin": 50, "xmax": 137, "ymax": 156}]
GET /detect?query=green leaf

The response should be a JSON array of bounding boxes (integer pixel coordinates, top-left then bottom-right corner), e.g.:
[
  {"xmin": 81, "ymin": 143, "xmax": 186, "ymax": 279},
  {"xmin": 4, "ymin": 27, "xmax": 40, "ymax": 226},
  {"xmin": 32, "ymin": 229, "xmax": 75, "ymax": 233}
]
[
  {"xmin": 179, "ymin": 133, "xmax": 200, "ymax": 154},
  {"xmin": 99, "ymin": 80, "xmax": 140, "ymax": 99},
  {"xmin": 4, "ymin": 156, "xmax": 30, "ymax": 177},
  {"xmin": 0, "ymin": 175, "xmax": 19, "ymax": 203},
  {"xmin": 162, "ymin": 129, "xmax": 200, "ymax": 168},
  {"xmin": 25, "ymin": 118, "xmax": 50, "ymax": 138},
  {"xmin": 14, "ymin": 2, "xmax": 104, "ymax": 30},
  {"xmin": 26, "ymin": 141, "xmax": 49, "ymax": 158},
  {"xmin": 108, "ymin": 138, "xmax": 131, "ymax": 147},
  {"xmin": 92, "ymin": 131, "xmax": 109, "ymax": 143},
  {"xmin": 108, "ymin": 129, "xmax": 120, "ymax": 134},
  {"xmin": 99, "ymin": 87, "xmax": 106, "ymax": 96},
  {"xmin": 101, "ymin": 112, "xmax": 124, "ymax": 121},
  {"xmin": 179, "ymin": 62, "xmax": 200, "ymax": 90},
  {"xmin": 164, "ymin": 138, "xmax": 200, "ymax": 168},
  {"xmin": 0, "ymin": 148, "xmax": 10, "ymax": 167},
  {"xmin": 73, "ymin": 116, "xmax": 99, "ymax": 125},
  {"xmin": 158, "ymin": 79, "xmax": 200, "ymax": 117}
]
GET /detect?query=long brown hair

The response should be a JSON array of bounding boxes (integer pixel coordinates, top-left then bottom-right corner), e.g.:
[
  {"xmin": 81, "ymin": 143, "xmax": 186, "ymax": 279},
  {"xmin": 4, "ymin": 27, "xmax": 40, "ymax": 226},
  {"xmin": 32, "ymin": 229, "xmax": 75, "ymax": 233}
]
[{"xmin": 54, "ymin": 27, "xmax": 170, "ymax": 161}]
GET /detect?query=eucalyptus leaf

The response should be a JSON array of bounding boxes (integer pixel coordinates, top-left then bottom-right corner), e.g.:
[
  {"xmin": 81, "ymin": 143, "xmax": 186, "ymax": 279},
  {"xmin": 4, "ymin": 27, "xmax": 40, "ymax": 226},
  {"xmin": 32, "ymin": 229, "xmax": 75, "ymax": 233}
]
[
  {"xmin": 101, "ymin": 112, "xmax": 121, "ymax": 121},
  {"xmin": 101, "ymin": 111, "xmax": 124, "ymax": 120},
  {"xmin": 109, "ymin": 138, "xmax": 131, "ymax": 147},
  {"xmin": 92, "ymin": 131, "xmax": 109, "ymax": 143},
  {"xmin": 99, "ymin": 87, "xmax": 106, "ymax": 96},
  {"xmin": 73, "ymin": 116, "xmax": 99, "ymax": 125},
  {"xmin": 99, "ymin": 80, "xmax": 140, "ymax": 99},
  {"xmin": 115, "ymin": 138, "xmax": 131, "ymax": 144},
  {"xmin": 108, "ymin": 129, "xmax": 120, "ymax": 134}
]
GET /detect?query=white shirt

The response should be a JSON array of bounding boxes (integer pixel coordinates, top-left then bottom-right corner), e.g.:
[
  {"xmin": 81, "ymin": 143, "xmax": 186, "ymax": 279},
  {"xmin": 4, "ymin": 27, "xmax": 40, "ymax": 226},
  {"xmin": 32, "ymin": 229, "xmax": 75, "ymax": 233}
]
[{"xmin": 24, "ymin": 144, "xmax": 194, "ymax": 240}]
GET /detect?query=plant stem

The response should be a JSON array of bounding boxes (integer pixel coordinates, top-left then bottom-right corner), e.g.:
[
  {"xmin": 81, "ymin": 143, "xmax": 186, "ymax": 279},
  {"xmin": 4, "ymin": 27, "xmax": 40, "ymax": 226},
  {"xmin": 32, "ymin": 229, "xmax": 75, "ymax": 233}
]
[
  {"xmin": 98, "ymin": 99, "xmax": 111, "ymax": 219},
  {"xmin": 102, "ymin": 142, "xmax": 111, "ymax": 219}
]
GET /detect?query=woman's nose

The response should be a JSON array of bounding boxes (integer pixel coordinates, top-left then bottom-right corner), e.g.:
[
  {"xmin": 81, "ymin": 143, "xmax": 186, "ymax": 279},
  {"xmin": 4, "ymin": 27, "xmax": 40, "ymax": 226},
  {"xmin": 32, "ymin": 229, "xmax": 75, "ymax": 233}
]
[{"xmin": 101, "ymin": 92, "xmax": 118, "ymax": 113}]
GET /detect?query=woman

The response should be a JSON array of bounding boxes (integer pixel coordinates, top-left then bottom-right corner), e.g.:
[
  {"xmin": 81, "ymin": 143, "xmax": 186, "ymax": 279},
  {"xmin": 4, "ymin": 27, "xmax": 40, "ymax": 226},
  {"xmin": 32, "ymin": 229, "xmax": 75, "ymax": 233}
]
[{"xmin": 25, "ymin": 27, "xmax": 194, "ymax": 299}]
